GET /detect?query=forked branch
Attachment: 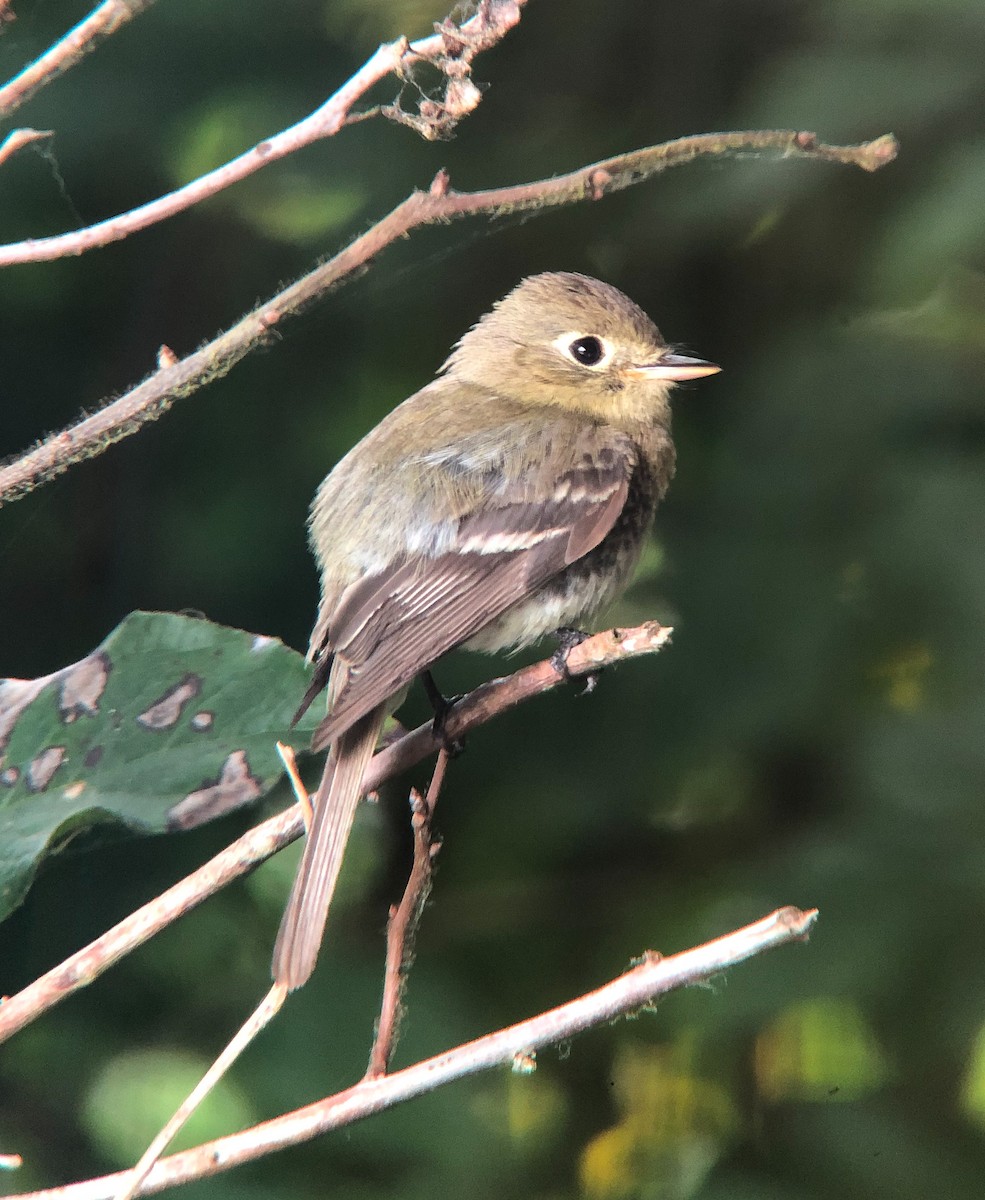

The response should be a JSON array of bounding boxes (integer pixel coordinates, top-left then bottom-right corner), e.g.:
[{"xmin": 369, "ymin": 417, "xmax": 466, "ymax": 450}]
[
  {"xmin": 0, "ymin": 0, "xmax": 525, "ymax": 259},
  {"xmin": 0, "ymin": 622, "xmax": 672, "ymax": 1045},
  {"xmin": 9, "ymin": 907, "xmax": 818, "ymax": 1199},
  {"xmin": 0, "ymin": 129, "xmax": 896, "ymax": 508}
]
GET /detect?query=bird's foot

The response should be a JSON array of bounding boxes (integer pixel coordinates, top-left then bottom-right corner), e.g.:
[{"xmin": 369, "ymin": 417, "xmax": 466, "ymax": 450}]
[
  {"xmin": 551, "ymin": 627, "xmax": 599, "ymax": 695},
  {"xmin": 420, "ymin": 669, "xmax": 466, "ymax": 757}
]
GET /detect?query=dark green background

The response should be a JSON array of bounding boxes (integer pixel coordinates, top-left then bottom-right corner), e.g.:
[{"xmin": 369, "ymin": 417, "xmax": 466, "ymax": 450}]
[{"xmin": 2, "ymin": 1, "xmax": 985, "ymax": 1197}]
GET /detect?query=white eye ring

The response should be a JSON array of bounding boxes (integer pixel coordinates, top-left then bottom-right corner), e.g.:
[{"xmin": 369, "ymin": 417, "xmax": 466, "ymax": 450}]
[{"xmin": 553, "ymin": 331, "xmax": 615, "ymax": 370}]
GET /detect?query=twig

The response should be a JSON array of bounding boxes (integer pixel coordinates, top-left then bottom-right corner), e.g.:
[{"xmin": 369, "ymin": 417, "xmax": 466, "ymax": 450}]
[
  {"xmin": 367, "ymin": 748, "xmax": 450, "ymax": 1078},
  {"xmin": 0, "ymin": 0, "xmax": 159, "ymax": 121},
  {"xmin": 112, "ymin": 749, "xmax": 449, "ymax": 1196},
  {"xmin": 111, "ymin": 985, "xmax": 288, "ymax": 1200},
  {"xmin": 0, "ymin": 0, "xmax": 524, "ymax": 265},
  {"xmin": 0, "ymin": 127, "xmax": 53, "ymax": 166},
  {"xmin": 275, "ymin": 740, "xmax": 313, "ymax": 829},
  {"xmin": 0, "ymin": 622, "xmax": 671, "ymax": 1045},
  {"xmin": 7, "ymin": 907, "xmax": 818, "ymax": 1199},
  {"xmin": 0, "ymin": 128, "xmax": 897, "ymax": 509}
]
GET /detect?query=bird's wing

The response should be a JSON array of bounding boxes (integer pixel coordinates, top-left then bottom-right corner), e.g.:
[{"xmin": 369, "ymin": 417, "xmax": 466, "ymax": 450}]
[{"xmin": 308, "ymin": 442, "xmax": 633, "ymax": 750}]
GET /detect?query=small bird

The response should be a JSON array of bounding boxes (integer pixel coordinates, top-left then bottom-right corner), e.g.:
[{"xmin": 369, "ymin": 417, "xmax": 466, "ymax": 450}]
[{"xmin": 273, "ymin": 272, "xmax": 720, "ymax": 989}]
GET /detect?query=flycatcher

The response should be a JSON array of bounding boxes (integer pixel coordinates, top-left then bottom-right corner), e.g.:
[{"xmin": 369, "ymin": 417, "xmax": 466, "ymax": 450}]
[{"xmin": 273, "ymin": 272, "xmax": 720, "ymax": 989}]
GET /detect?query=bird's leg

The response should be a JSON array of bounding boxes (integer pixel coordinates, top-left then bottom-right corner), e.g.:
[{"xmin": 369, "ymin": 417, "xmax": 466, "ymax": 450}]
[
  {"xmin": 551, "ymin": 627, "xmax": 599, "ymax": 695},
  {"xmin": 420, "ymin": 669, "xmax": 466, "ymax": 756}
]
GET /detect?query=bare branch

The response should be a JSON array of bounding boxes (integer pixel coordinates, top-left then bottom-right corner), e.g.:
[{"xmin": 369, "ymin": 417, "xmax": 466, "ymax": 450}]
[
  {"xmin": 0, "ymin": 0, "xmax": 525, "ymax": 265},
  {"xmin": 112, "ymin": 748, "xmax": 451, "ymax": 1200},
  {"xmin": 112, "ymin": 985, "xmax": 288, "ymax": 1200},
  {"xmin": 0, "ymin": 622, "xmax": 671, "ymax": 1046},
  {"xmin": 0, "ymin": 127, "xmax": 52, "ymax": 166},
  {"xmin": 0, "ymin": 0, "xmax": 158, "ymax": 121},
  {"xmin": 0, "ymin": 129, "xmax": 897, "ymax": 508},
  {"xmin": 8, "ymin": 907, "xmax": 818, "ymax": 1199},
  {"xmin": 367, "ymin": 749, "xmax": 450, "ymax": 1079}
]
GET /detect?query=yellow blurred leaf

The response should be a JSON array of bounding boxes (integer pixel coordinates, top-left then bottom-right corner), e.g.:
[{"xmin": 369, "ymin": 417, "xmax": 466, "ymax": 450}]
[
  {"xmin": 472, "ymin": 1069, "xmax": 567, "ymax": 1147},
  {"xmin": 741, "ymin": 207, "xmax": 784, "ymax": 248},
  {"xmin": 958, "ymin": 1022, "xmax": 985, "ymax": 1127},
  {"xmin": 579, "ymin": 1043, "xmax": 736, "ymax": 1200},
  {"xmin": 754, "ymin": 998, "xmax": 892, "ymax": 1103},
  {"xmin": 870, "ymin": 642, "xmax": 934, "ymax": 712}
]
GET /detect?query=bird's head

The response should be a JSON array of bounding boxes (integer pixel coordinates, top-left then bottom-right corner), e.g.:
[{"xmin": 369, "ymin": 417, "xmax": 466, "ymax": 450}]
[{"xmin": 441, "ymin": 272, "xmax": 720, "ymax": 425}]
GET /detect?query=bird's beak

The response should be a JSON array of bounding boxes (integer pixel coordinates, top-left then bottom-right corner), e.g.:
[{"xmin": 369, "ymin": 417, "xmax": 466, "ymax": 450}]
[{"xmin": 626, "ymin": 353, "xmax": 722, "ymax": 382}]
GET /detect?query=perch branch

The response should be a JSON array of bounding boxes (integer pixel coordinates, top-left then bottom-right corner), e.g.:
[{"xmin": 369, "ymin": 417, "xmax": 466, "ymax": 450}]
[
  {"xmin": 8, "ymin": 907, "xmax": 818, "ymax": 1199},
  {"xmin": 0, "ymin": 622, "xmax": 671, "ymax": 1045},
  {"xmin": 0, "ymin": 0, "xmax": 158, "ymax": 121},
  {"xmin": 0, "ymin": 0, "xmax": 525, "ymax": 263},
  {"xmin": 0, "ymin": 128, "xmax": 897, "ymax": 508}
]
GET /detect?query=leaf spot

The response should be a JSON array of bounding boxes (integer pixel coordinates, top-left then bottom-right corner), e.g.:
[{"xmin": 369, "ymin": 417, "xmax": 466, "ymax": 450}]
[
  {"xmin": 0, "ymin": 676, "xmax": 49, "ymax": 753},
  {"xmin": 190, "ymin": 711, "xmax": 214, "ymax": 732},
  {"xmin": 166, "ymin": 750, "xmax": 263, "ymax": 830},
  {"xmin": 27, "ymin": 746, "xmax": 66, "ymax": 793},
  {"xmin": 137, "ymin": 674, "xmax": 203, "ymax": 731},
  {"xmin": 60, "ymin": 652, "xmax": 111, "ymax": 723}
]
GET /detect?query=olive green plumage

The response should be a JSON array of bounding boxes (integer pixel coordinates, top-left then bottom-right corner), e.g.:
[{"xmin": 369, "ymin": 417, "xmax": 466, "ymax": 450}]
[{"xmin": 274, "ymin": 272, "xmax": 720, "ymax": 989}]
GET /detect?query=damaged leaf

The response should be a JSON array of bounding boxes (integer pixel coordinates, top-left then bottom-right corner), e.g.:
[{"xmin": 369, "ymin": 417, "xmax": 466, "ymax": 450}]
[{"xmin": 0, "ymin": 611, "xmax": 319, "ymax": 922}]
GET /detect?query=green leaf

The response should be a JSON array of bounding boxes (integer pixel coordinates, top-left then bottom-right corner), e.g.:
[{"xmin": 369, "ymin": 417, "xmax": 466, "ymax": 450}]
[{"xmin": 0, "ymin": 611, "xmax": 318, "ymax": 923}]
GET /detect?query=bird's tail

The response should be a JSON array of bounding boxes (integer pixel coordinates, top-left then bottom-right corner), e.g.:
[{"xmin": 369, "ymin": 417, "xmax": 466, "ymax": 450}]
[{"xmin": 272, "ymin": 703, "xmax": 386, "ymax": 990}]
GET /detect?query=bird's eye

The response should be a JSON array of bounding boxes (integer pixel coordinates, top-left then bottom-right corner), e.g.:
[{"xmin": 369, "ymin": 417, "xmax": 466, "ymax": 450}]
[{"xmin": 568, "ymin": 336, "xmax": 605, "ymax": 367}]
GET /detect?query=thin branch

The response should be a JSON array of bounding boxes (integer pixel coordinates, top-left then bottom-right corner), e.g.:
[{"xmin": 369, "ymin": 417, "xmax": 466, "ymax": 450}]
[
  {"xmin": 0, "ymin": 128, "xmax": 897, "ymax": 509},
  {"xmin": 0, "ymin": 0, "xmax": 525, "ymax": 264},
  {"xmin": 112, "ymin": 985, "xmax": 288, "ymax": 1200},
  {"xmin": 0, "ymin": 0, "xmax": 158, "ymax": 121},
  {"xmin": 8, "ymin": 907, "xmax": 818, "ymax": 1199},
  {"xmin": 275, "ymin": 740, "xmax": 313, "ymax": 828},
  {"xmin": 367, "ymin": 748, "xmax": 450, "ymax": 1078},
  {"xmin": 0, "ymin": 127, "xmax": 52, "ymax": 166},
  {"xmin": 112, "ymin": 749, "xmax": 451, "ymax": 1200},
  {"xmin": 0, "ymin": 621, "xmax": 671, "ymax": 1046}
]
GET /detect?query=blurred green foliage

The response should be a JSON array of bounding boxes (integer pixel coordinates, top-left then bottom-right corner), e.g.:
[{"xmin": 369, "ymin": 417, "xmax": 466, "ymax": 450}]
[{"xmin": 1, "ymin": 0, "xmax": 984, "ymax": 1197}]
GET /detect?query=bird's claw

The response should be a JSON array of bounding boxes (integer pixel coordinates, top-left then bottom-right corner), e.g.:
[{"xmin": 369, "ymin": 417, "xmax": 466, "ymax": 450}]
[
  {"xmin": 421, "ymin": 670, "xmax": 466, "ymax": 757},
  {"xmin": 551, "ymin": 627, "xmax": 599, "ymax": 695}
]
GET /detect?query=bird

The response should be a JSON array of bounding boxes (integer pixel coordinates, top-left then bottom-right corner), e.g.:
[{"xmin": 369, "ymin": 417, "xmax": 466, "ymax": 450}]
[{"xmin": 273, "ymin": 271, "xmax": 720, "ymax": 989}]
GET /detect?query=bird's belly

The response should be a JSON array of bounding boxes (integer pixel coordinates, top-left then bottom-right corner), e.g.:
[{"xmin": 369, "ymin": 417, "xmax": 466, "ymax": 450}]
[
  {"xmin": 462, "ymin": 540, "xmax": 641, "ymax": 654},
  {"xmin": 464, "ymin": 453, "xmax": 660, "ymax": 655}
]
